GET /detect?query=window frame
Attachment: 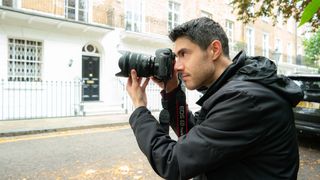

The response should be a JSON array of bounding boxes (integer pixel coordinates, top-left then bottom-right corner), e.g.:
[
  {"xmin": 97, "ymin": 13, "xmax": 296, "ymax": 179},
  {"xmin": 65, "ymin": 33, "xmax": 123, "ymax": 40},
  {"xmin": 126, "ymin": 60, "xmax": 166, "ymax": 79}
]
[
  {"xmin": 225, "ymin": 20, "xmax": 234, "ymax": 48},
  {"xmin": 168, "ymin": 1, "xmax": 181, "ymax": 32},
  {"xmin": 1, "ymin": 0, "xmax": 17, "ymax": 8},
  {"xmin": 246, "ymin": 27, "xmax": 255, "ymax": 56},
  {"xmin": 201, "ymin": 10, "xmax": 212, "ymax": 19},
  {"xmin": 7, "ymin": 38, "xmax": 43, "ymax": 82},
  {"xmin": 124, "ymin": 0, "xmax": 143, "ymax": 32},
  {"xmin": 262, "ymin": 32, "xmax": 269, "ymax": 58},
  {"xmin": 275, "ymin": 38, "xmax": 283, "ymax": 63},
  {"xmin": 287, "ymin": 42, "xmax": 293, "ymax": 64},
  {"xmin": 65, "ymin": 0, "xmax": 89, "ymax": 22}
]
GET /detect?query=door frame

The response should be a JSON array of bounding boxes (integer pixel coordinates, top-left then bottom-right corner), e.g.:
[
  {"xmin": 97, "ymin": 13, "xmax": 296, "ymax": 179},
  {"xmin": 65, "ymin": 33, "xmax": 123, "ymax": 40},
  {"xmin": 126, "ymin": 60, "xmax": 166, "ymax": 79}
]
[{"xmin": 81, "ymin": 55, "xmax": 100, "ymax": 101}]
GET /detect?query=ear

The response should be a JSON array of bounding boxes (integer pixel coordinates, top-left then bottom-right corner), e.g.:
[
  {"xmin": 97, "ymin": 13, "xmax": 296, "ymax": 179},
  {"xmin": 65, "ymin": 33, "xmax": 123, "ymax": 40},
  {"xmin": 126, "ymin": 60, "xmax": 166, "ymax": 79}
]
[{"xmin": 208, "ymin": 40, "xmax": 222, "ymax": 61}]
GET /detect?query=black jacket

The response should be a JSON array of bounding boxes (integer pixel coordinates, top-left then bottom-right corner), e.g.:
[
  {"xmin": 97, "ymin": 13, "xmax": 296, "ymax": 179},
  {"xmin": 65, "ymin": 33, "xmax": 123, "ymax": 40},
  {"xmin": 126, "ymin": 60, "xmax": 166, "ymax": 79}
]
[{"xmin": 129, "ymin": 51, "xmax": 303, "ymax": 180}]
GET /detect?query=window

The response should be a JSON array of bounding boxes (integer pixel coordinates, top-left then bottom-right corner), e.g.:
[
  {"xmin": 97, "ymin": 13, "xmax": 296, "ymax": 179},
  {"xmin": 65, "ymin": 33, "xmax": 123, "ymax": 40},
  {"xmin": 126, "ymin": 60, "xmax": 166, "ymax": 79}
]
[
  {"xmin": 225, "ymin": 20, "xmax": 234, "ymax": 48},
  {"xmin": 287, "ymin": 17, "xmax": 295, "ymax": 33},
  {"xmin": 168, "ymin": 1, "xmax": 180, "ymax": 32},
  {"xmin": 8, "ymin": 38, "xmax": 42, "ymax": 82},
  {"xmin": 65, "ymin": 0, "xmax": 88, "ymax": 22},
  {"xmin": 260, "ymin": 2, "xmax": 269, "ymax": 23},
  {"xmin": 262, "ymin": 33, "xmax": 269, "ymax": 58},
  {"xmin": 82, "ymin": 44, "xmax": 99, "ymax": 54},
  {"xmin": 201, "ymin": 10, "xmax": 212, "ymax": 19},
  {"xmin": 261, "ymin": 16, "xmax": 269, "ymax": 23},
  {"xmin": 248, "ymin": 0, "xmax": 255, "ymax": 15},
  {"xmin": 287, "ymin": 42, "xmax": 293, "ymax": 63},
  {"xmin": 1, "ymin": 0, "xmax": 16, "ymax": 7},
  {"xmin": 125, "ymin": 0, "xmax": 143, "ymax": 32},
  {"xmin": 276, "ymin": 13, "xmax": 284, "ymax": 28},
  {"xmin": 275, "ymin": 38, "xmax": 282, "ymax": 62},
  {"xmin": 246, "ymin": 28, "xmax": 255, "ymax": 56},
  {"xmin": 224, "ymin": 0, "xmax": 232, "ymax": 5}
]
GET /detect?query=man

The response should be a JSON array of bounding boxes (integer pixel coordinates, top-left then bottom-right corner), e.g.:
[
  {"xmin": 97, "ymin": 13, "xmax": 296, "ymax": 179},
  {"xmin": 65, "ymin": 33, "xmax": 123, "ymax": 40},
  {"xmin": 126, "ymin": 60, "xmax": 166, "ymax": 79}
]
[{"xmin": 126, "ymin": 17, "xmax": 302, "ymax": 179}]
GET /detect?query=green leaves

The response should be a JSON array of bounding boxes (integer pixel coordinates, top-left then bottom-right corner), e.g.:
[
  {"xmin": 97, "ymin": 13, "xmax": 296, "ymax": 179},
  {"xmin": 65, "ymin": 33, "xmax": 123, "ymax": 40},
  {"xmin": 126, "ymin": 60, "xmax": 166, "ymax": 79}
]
[
  {"xmin": 303, "ymin": 30, "xmax": 320, "ymax": 68},
  {"xmin": 299, "ymin": 0, "xmax": 320, "ymax": 27},
  {"xmin": 230, "ymin": 0, "xmax": 320, "ymax": 32}
]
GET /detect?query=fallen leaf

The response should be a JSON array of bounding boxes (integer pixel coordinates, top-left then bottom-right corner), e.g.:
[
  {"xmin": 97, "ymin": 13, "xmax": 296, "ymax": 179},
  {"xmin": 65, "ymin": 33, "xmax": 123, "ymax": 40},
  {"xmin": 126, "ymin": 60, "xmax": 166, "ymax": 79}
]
[{"xmin": 85, "ymin": 169, "xmax": 96, "ymax": 175}]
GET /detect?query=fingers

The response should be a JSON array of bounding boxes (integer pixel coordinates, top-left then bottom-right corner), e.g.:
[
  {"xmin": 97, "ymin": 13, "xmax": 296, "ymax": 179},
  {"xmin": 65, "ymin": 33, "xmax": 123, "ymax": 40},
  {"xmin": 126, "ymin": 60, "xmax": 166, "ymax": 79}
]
[
  {"xmin": 130, "ymin": 69, "xmax": 138, "ymax": 86},
  {"xmin": 129, "ymin": 69, "xmax": 149, "ymax": 87},
  {"xmin": 142, "ymin": 78, "xmax": 150, "ymax": 90}
]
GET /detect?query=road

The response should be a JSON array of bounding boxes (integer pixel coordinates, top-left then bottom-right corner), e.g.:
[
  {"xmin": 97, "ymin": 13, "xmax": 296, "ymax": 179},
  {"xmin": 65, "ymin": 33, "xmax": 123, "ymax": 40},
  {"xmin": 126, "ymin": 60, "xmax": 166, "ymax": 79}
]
[
  {"xmin": 0, "ymin": 125, "xmax": 161, "ymax": 180},
  {"xmin": 0, "ymin": 125, "xmax": 319, "ymax": 180},
  {"xmin": 297, "ymin": 135, "xmax": 320, "ymax": 180}
]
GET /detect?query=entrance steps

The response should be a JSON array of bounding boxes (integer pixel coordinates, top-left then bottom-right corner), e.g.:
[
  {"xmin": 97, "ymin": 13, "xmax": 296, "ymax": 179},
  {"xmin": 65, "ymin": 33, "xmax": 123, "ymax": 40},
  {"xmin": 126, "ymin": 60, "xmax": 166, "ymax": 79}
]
[{"xmin": 80, "ymin": 102, "xmax": 126, "ymax": 116}]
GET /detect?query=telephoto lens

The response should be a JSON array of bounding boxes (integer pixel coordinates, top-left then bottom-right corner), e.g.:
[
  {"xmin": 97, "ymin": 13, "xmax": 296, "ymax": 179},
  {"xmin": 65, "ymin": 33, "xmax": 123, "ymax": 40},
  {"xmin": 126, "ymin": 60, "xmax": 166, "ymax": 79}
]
[
  {"xmin": 115, "ymin": 48, "xmax": 175, "ymax": 81},
  {"xmin": 115, "ymin": 51, "xmax": 155, "ymax": 78}
]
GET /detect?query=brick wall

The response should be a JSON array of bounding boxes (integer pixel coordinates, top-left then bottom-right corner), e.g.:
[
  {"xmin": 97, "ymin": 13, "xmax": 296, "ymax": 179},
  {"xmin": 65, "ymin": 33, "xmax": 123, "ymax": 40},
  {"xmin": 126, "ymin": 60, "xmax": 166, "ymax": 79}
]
[
  {"xmin": 22, "ymin": 0, "xmax": 64, "ymax": 16},
  {"xmin": 144, "ymin": 0, "xmax": 168, "ymax": 34}
]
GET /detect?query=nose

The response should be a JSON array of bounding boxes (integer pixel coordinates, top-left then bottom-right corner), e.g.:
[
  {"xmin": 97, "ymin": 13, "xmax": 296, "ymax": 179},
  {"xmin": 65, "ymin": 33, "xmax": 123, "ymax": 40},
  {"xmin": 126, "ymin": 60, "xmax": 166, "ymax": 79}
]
[{"xmin": 174, "ymin": 57, "xmax": 184, "ymax": 71}]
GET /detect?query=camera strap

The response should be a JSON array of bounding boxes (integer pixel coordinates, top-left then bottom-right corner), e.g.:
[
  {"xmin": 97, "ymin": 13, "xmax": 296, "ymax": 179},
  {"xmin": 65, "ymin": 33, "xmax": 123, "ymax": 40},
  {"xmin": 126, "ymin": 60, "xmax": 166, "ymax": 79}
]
[
  {"xmin": 159, "ymin": 82, "xmax": 170, "ymax": 134},
  {"xmin": 159, "ymin": 81, "xmax": 189, "ymax": 137},
  {"xmin": 174, "ymin": 83, "xmax": 189, "ymax": 137}
]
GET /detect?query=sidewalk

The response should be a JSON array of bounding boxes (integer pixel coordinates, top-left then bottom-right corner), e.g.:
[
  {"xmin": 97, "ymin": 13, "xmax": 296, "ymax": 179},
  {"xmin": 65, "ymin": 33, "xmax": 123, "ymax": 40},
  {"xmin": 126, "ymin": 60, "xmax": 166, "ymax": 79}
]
[
  {"xmin": 0, "ymin": 112, "xmax": 161, "ymax": 137},
  {"xmin": 0, "ymin": 111, "xmax": 161, "ymax": 137}
]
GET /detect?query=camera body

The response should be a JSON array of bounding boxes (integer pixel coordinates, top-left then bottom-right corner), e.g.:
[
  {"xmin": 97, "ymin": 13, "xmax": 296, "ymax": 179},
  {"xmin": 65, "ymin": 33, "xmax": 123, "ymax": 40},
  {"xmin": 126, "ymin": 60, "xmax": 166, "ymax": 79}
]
[{"xmin": 115, "ymin": 48, "xmax": 175, "ymax": 82}]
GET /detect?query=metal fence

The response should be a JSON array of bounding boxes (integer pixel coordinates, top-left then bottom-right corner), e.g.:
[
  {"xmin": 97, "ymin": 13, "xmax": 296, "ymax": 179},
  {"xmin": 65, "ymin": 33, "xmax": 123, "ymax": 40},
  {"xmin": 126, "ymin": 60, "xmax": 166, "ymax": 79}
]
[
  {"xmin": 145, "ymin": 82, "xmax": 163, "ymax": 111},
  {"xmin": 0, "ymin": 79, "xmax": 163, "ymax": 120},
  {"xmin": 0, "ymin": 78, "xmax": 201, "ymax": 120},
  {"xmin": 116, "ymin": 77, "xmax": 163, "ymax": 113},
  {"xmin": 0, "ymin": 80, "xmax": 82, "ymax": 120}
]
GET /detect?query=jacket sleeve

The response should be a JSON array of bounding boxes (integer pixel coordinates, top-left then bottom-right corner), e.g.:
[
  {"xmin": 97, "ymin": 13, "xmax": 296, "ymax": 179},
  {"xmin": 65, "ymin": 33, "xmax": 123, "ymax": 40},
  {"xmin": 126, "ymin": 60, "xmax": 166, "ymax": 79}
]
[{"xmin": 129, "ymin": 90, "xmax": 263, "ymax": 179}]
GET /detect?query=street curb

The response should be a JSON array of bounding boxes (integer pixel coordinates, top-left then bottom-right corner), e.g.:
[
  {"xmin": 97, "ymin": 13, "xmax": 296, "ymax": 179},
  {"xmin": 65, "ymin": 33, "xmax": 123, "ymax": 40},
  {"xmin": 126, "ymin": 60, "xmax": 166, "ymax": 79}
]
[{"xmin": 0, "ymin": 122, "xmax": 130, "ymax": 137}]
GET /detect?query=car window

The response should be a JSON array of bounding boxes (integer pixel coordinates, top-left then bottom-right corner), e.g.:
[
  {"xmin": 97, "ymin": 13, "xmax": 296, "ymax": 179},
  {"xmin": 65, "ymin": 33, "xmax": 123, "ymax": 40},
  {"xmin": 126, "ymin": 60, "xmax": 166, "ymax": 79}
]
[{"xmin": 293, "ymin": 79, "xmax": 320, "ymax": 103}]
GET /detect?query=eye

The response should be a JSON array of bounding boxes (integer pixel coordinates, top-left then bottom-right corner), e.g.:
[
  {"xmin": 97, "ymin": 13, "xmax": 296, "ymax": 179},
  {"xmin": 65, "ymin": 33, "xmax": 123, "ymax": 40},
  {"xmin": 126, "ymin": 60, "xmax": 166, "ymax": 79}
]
[
  {"xmin": 180, "ymin": 51, "xmax": 186, "ymax": 57},
  {"xmin": 177, "ymin": 49, "xmax": 188, "ymax": 58}
]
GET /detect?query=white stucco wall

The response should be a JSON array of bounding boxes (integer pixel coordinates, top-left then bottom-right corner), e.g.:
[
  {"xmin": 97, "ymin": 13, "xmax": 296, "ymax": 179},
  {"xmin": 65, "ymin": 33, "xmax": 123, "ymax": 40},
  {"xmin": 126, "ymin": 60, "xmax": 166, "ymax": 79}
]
[
  {"xmin": 0, "ymin": 22, "xmax": 106, "ymax": 82},
  {"xmin": 99, "ymin": 29, "xmax": 124, "ymax": 109},
  {"xmin": 0, "ymin": 32, "xmax": 7, "ymax": 80},
  {"xmin": 0, "ymin": 18, "xmax": 119, "ymax": 118}
]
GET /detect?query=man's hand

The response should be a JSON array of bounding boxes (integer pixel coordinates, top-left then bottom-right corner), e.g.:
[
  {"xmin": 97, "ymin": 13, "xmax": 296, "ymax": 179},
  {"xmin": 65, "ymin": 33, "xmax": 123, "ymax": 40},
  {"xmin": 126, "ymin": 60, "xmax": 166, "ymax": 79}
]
[
  {"xmin": 126, "ymin": 69, "xmax": 150, "ymax": 108},
  {"xmin": 151, "ymin": 71, "xmax": 179, "ymax": 93}
]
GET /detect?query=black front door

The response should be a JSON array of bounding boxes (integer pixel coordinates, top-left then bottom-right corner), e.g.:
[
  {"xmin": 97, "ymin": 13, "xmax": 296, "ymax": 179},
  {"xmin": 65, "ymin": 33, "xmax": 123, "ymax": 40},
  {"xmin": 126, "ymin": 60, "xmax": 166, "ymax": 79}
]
[{"xmin": 82, "ymin": 56, "xmax": 100, "ymax": 101}]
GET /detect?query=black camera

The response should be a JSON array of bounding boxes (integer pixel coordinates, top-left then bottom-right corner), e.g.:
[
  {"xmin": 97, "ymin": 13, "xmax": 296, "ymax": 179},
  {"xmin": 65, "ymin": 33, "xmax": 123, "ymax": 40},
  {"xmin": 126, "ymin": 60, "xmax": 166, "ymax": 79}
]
[{"xmin": 115, "ymin": 48, "xmax": 175, "ymax": 82}]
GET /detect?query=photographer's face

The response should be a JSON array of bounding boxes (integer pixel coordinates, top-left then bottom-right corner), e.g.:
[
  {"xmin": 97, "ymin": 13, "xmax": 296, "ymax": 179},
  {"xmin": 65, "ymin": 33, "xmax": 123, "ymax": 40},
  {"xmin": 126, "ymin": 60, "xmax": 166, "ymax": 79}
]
[{"xmin": 174, "ymin": 37, "xmax": 216, "ymax": 90}]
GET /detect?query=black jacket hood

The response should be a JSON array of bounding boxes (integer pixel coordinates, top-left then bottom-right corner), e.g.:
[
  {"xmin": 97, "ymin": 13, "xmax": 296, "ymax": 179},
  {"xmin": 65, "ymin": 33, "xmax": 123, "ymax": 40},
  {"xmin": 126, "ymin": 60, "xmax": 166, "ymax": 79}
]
[{"xmin": 196, "ymin": 51, "xmax": 303, "ymax": 106}]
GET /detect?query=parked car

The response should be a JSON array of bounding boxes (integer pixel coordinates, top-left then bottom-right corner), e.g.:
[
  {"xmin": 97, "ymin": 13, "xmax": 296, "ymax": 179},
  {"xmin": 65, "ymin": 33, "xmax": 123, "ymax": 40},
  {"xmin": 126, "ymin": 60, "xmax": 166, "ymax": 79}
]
[{"xmin": 288, "ymin": 74, "xmax": 320, "ymax": 136}]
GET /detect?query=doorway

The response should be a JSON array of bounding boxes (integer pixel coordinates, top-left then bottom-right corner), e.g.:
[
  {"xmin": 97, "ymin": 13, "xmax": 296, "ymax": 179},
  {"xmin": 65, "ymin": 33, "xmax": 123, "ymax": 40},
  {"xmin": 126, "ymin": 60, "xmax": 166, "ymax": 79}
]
[{"xmin": 82, "ymin": 55, "xmax": 100, "ymax": 101}]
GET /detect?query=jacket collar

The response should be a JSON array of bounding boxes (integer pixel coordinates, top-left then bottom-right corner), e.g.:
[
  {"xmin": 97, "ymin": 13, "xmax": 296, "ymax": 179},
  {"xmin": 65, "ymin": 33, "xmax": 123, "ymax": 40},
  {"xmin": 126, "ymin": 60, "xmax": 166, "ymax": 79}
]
[{"xmin": 196, "ymin": 51, "xmax": 246, "ymax": 106}]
